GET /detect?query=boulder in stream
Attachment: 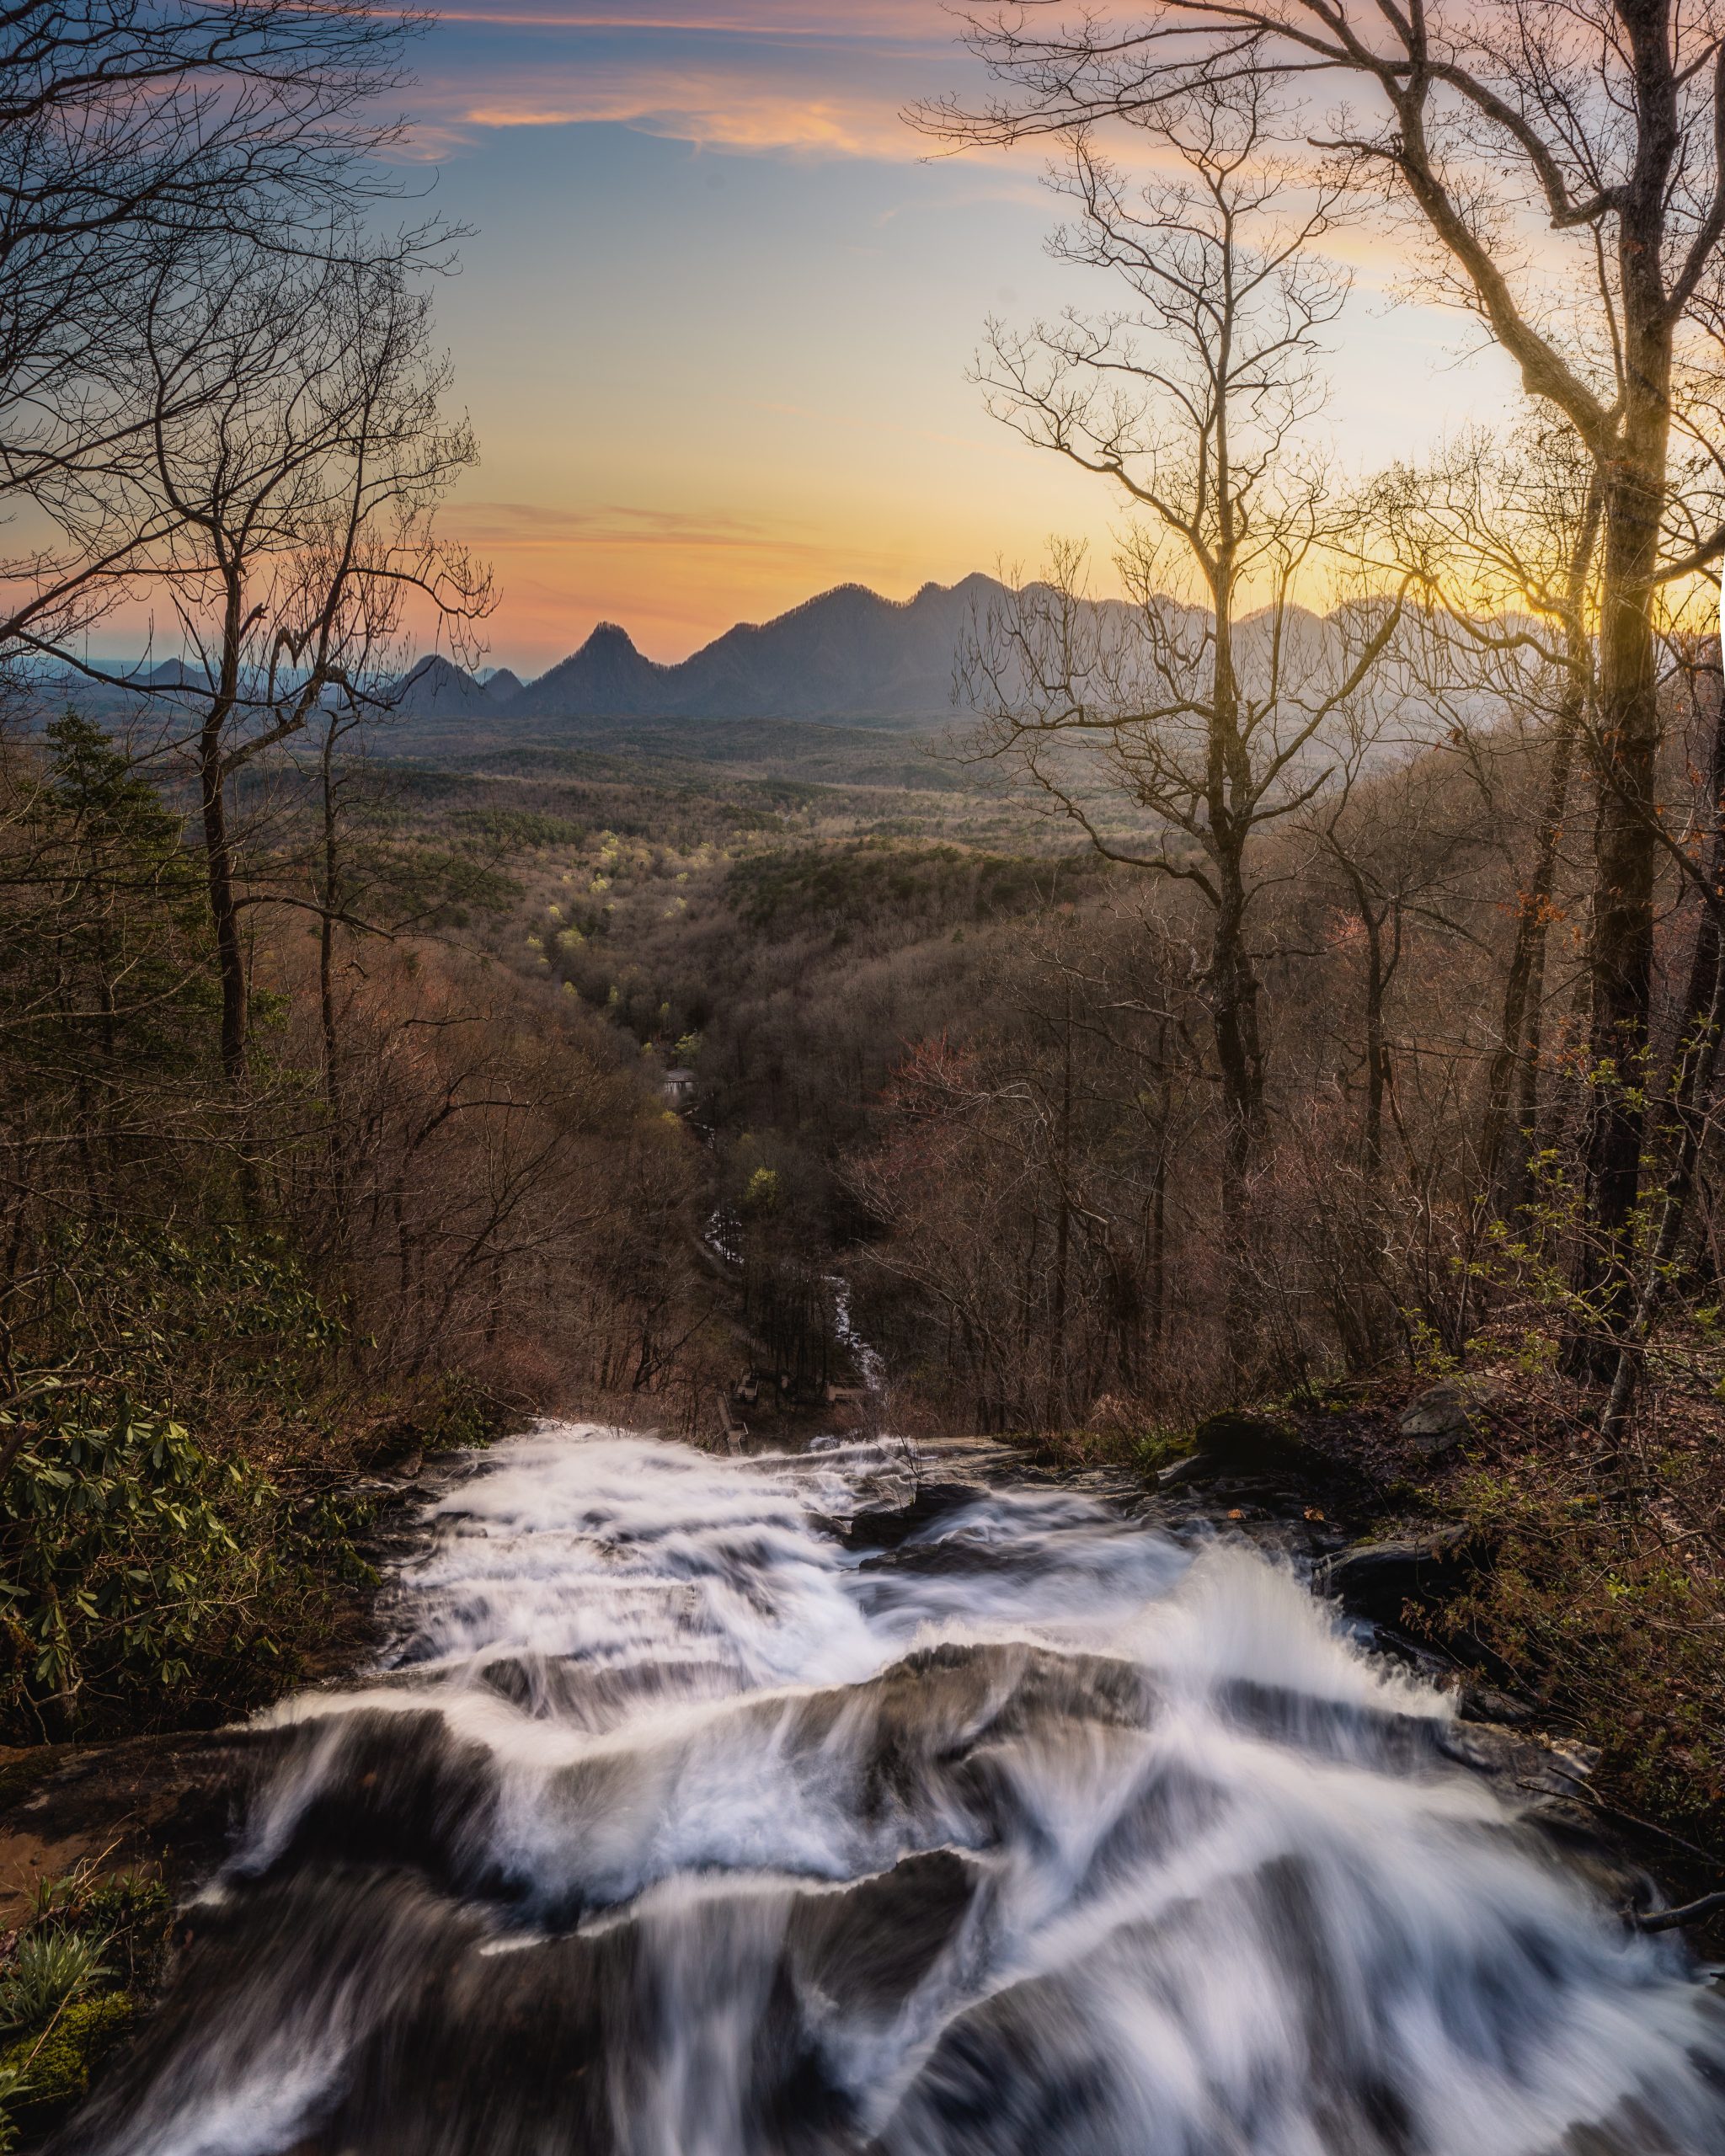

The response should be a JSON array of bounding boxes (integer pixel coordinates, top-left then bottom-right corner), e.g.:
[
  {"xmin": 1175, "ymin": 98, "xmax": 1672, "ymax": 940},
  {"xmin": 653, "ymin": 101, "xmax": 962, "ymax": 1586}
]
[
  {"xmin": 841, "ymin": 1481, "xmax": 985, "ymax": 1551},
  {"xmin": 1156, "ymin": 1411, "xmax": 1306, "ymax": 1492},
  {"xmin": 1316, "ymin": 1526, "xmax": 1477, "ymax": 1624}
]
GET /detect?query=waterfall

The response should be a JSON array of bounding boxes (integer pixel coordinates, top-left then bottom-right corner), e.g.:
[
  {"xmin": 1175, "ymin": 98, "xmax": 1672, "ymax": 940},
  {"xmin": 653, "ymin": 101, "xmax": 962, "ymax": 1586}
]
[{"xmin": 59, "ymin": 1426, "xmax": 1725, "ymax": 2156}]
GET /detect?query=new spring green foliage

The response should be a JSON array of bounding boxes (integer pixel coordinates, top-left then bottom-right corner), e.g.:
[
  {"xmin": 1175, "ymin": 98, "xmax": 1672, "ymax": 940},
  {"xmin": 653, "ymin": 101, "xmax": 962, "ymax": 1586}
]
[{"xmin": 0, "ymin": 720, "xmax": 332, "ymax": 1735}]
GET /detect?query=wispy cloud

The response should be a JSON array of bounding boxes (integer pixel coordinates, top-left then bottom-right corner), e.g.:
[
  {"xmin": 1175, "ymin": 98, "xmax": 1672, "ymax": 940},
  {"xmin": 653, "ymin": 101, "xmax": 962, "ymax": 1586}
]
[
  {"xmin": 405, "ymin": 4, "xmax": 970, "ymax": 160},
  {"xmin": 457, "ymin": 499, "xmax": 829, "ymax": 553},
  {"xmin": 431, "ymin": 74, "xmax": 916, "ymax": 157},
  {"xmin": 425, "ymin": 3, "xmax": 943, "ymax": 33}
]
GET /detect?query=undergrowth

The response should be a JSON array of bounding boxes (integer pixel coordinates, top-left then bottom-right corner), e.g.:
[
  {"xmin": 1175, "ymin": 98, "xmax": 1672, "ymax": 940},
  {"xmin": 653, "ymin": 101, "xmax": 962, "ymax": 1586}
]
[
  {"xmin": 0, "ymin": 1859, "xmax": 172, "ymax": 2147},
  {"xmin": 1420, "ymin": 1436, "xmax": 1725, "ymax": 1864},
  {"xmin": 0, "ymin": 1237, "xmax": 505, "ymax": 1743}
]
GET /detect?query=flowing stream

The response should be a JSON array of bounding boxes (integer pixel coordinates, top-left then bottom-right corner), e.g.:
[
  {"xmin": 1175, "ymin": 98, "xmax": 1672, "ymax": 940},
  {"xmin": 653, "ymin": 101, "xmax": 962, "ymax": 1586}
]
[{"xmin": 61, "ymin": 1424, "xmax": 1725, "ymax": 2156}]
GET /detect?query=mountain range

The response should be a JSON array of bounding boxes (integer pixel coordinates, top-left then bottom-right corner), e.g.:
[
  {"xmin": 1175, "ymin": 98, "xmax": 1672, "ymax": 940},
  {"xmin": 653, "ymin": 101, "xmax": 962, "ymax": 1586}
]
[
  {"xmin": 27, "ymin": 575, "xmax": 1383, "ymax": 744},
  {"xmin": 390, "ymin": 574, "xmax": 1019, "ymax": 728}
]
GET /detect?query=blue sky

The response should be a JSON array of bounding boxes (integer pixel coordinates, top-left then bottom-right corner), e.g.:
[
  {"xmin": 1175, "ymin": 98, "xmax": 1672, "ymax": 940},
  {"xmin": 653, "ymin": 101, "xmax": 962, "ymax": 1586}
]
[{"xmin": 376, "ymin": 3, "xmax": 1517, "ymax": 668}]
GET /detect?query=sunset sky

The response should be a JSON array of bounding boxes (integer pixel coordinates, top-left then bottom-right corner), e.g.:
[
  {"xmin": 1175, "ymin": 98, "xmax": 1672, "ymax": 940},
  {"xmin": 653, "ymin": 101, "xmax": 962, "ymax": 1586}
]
[{"xmin": 400, "ymin": 1, "xmax": 1519, "ymax": 673}]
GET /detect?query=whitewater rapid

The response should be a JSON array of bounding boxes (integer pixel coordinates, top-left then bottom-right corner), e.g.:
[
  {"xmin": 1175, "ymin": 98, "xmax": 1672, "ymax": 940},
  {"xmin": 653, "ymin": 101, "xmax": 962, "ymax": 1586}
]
[{"xmin": 59, "ymin": 1425, "xmax": 1725, "ymax": 2156}]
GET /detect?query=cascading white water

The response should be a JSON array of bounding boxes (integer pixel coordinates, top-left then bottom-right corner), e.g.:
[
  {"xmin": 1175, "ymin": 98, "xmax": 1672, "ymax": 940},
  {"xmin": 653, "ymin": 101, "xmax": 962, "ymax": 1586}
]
[{"xmin": 60, "ymin": 1425, "xmax": 1725, "ymax": 2156}]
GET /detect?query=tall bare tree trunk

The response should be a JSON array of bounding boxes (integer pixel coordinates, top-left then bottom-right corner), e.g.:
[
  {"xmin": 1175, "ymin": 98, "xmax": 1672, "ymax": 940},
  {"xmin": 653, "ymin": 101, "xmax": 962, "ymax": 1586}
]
[
  {"xmin": 1207, "ymin": 594, "xmax": 1270, "ymax": 1392},
  {"xmin": 1582, "ymin": 462, "xmax": 1664, "ymax": 1314},
  {"xmin": 318, "ymin": 721, "xmax": 354, "ymax": 1309},
  {"xmin": 1049, "ymin": 990, "xmax": 1073, "ymax": 1428},
  {"xmin": 1210, "ymin": 864, "xmax": 1268, "ymax": 1171},
  {"xmin": 1482, "ymin": 693, "xmax": 1583, "ymax": 1215},
  {"xmin": 1602, "ymin": 654, "xmax": 1725, "ymax": 1435},
  {"xmin": 199, "ymin": 712, "xmax": 247, "ymax": 1089},
  {"xmin": 200, "ymin": 575, "xmax": 251, "ymax": 1089},
  {"xmin": 1573, "ymin": 8, "xmax": 1678, "ymax": 1364}
]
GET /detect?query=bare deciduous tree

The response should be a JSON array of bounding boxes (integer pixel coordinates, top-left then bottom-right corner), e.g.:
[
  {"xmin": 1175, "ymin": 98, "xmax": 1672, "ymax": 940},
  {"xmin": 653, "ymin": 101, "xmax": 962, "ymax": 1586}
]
[
  {"xmin": 1368, "ymin": 422, "xmax": 1604, "ymax": 1219},
  {"xmin": 956, "ymin": 79, "xmax": 1404, "ymax": 1369},
  {"xmin": 921, "ymin": 0, "xmax": 1725, "ymax": 1340},
  {"xmin": 110, "ymin": 241, "xmax": 492, "ymax": 1081},
  {"xmin": 0, "ymin": 0, "xmax": 436, "ymax": 665}
]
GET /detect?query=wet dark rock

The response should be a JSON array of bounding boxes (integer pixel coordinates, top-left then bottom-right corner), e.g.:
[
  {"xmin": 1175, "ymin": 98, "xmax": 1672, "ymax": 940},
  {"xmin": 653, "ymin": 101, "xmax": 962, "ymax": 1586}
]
[
  {"xmin": 476, "ymin": 1653, "xmax": 735, "ymax": 1727},
  {"xmin": 1458, "ymin": 1683, "xmax": 1535, "ymax": 1726},
  {"xmin": 790, "ymin": 1847, "xmax": 977, "ymax": 2014},
  {"xmin": 840, "ymin": 1481, "xmax": 984, "ymax": 1551},
  {"xmin": 240, "ymin": 1708, "xmax": 502, "ymax": 1896},
  {"xmin": 857, "ymin": 1538, "xmax": 1001, "ymax": 1582},
  {"xmin": 1315, "ymin": 1526, "xmax": 1477, "ymax": 1624},
  {"xmin": 1157, "ymin": 1412, "xmax": 1311, "ymax": 1494},
  {"xmin": 1437, "ymin": 1720, "xmax": 1610, "ymax": 1839},
  {"xmin": 1192, "ymin": 1410, "xmax": 1301, "ymax": 1467},
  {"xmin": 70, "ymin": 1848, "xmax": 982, "ymax": 2156},
  {"xmin": 1219, "ymin": 1676, "xmax": 1457, "ymax": 1775},
  {"xmin": 0, "ymin": 1726, "xmax": 283, "ymax": 1924},
  {"xmin": 881, "ymin": 1852, "xmax": 1430, "ymax": 2156}
]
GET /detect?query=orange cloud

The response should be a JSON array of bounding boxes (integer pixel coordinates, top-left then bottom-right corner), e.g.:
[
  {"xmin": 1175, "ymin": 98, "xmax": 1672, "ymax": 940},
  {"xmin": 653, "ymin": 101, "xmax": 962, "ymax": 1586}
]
[
  {"xmin": 425, "ymin": 3, "xmax": 943, "ymax": 31},
  {"xmin": 401, "ymin": 0, "xmax": 977, "ymax": 162},
  {"xmin": 441, "ymin": 77, "xmax": 910, "ymax": 156}
]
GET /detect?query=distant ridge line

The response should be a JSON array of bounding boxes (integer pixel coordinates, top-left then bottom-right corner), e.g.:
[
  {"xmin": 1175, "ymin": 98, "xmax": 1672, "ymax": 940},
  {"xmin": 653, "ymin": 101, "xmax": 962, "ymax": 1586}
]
[{"xmin": 390, "ymin": 574, "xmax": 1017, "ymax": 727}]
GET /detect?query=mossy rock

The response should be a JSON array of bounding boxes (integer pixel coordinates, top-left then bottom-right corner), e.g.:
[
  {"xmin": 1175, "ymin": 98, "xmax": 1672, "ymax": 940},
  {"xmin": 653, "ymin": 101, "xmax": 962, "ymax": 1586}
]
[
  {"xmin": 1129, "ymin": 1428, "xmax": 1195, "ymax": 1476},
  {"xmin": 0, "ymin": 1990, "xmax": 134, "ymax": 2137},
  {"xmin": 1190, "ymin": 1411, "xmax": 1300, "ymax": 1468}
]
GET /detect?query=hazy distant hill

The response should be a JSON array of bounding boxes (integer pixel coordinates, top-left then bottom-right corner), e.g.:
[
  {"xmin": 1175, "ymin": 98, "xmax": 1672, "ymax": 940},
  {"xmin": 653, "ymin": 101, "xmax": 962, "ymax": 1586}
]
[
  {"xmin": 387, "ymin": 654, "xmax": 496, "ymax": 720},
  {"xmin": 510, "ymin": 574, "xmax": 1012, "ymax": 724},
  {"xmin": 142, "ymin": 659, "xmax": 203, "ymax": 690}
]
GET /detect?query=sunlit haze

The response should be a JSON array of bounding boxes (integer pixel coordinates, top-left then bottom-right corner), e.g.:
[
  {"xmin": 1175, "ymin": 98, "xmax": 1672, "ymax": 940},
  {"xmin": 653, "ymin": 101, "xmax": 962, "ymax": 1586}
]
[{"xmin": 393, "ymin": 0, "xmax": 1517, "ymax": 671}]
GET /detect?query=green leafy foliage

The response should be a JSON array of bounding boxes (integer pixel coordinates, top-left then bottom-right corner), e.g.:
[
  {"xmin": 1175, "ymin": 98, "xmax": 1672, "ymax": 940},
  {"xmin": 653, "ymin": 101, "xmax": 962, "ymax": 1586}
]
[
  {"xmin": 59, "ymin": 1874, "xmax": 171, "ymax": 1992},
  {"xmin": 0, "ymin": 1214, "xmax": 355, "ymax": 1736},
  {"xmin": 0, "ymin": 715, "xmax": 219, "ymax": 1097},
  {"xmin": 0, "ymin": 1930, "xmax": 107, "ymax": 2031},
  {"xmin": 0, "ymin": 1853, "xmax": 174, "ymax": 2144},
  {"xmin": 1429, "ymin": 1446, "xmax": 1725, "ymax": 1841},
  {"xmin": 0, "ymin": 1401, "xmax": 284, "ymax": 1726}
]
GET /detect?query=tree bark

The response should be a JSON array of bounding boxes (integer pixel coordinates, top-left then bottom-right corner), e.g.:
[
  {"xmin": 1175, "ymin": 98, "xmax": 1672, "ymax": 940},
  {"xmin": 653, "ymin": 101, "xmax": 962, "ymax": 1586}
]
[
  {"xmin": 1583, "ymin": 451, "xmax": 1665, "ymax": 1281},
  {"xmin": 200, "ymin": 570, "xmax": 250, "ymax": 1089},
  {"xmin": 1601, "ymin": 656, "xmax": 1725, "ymax": 1434},
  {"xmin": 1571, "ymin": 1, "xmax": 1680, "ymax": 1362},
  {"xmin": 318, "ymin": 721, "xmax": 354, "ymax": 1306},
  {"xmin": 1206, "ymin": 614, "xmax": 1268, "ymax": 1390},
  {"xmin": 199, "ymin": 711, "xmax": 247, "ymax": 1089},
  {"xmin": 1482, "ymin": 690, "xmax": 1583, "ymax": 1216}
]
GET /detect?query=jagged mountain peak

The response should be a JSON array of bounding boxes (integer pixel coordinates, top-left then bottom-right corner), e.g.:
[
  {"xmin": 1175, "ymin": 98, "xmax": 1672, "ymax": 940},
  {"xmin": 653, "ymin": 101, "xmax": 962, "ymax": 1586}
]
[
  {"xmin": 387, "ymin": 653, "xmax": 494, "ymax": 720},
  {"xmin": 504, "ymin": 575, "xmax": 1014, "ymax": 724}
]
